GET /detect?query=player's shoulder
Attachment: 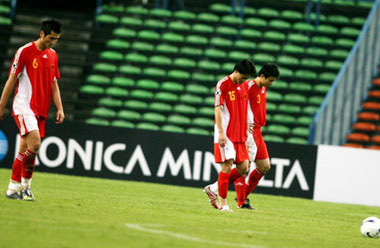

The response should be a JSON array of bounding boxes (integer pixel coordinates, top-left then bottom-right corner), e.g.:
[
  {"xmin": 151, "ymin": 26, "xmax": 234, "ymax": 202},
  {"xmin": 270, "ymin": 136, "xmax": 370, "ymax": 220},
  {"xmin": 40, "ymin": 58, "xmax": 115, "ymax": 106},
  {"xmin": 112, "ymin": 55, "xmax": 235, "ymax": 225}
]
[
  {"xmin": 216, "ymin": 76, "xmax": 230, "ymax": 88},
  {"xmin": 247, "ymin": 80, "xmax": 256, "ymax": 88},
  {"xmin": 16, "ymin": 42, "xmax": 34, "ymax": 53}
]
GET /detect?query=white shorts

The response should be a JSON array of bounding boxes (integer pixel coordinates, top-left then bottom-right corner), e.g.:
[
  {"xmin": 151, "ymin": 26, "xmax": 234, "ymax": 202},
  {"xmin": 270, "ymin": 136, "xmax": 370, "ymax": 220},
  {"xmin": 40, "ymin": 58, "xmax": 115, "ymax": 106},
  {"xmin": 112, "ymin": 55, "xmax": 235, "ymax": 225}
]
[
  {"xmin": 246, "ymin": 134, "xmax": 257, "ymax": 162},
  {"xmin": 14, "ymin": 114, "xmax": 45, "ymax": 137}
]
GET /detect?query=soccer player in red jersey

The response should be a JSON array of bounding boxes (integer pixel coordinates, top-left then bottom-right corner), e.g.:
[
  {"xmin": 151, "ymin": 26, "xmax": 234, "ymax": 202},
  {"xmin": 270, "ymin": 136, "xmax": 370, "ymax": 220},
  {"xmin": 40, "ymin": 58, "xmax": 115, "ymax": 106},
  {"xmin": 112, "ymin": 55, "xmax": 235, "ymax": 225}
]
[
  {"xmin": 0, "ymin": 20, "xmax": 64, "ymax": 201},
  {"xmin": 209, "ymin": 59, "xmax": 256, "ymax": 211},
  {"xmin": 204, "ymin": 63, "xmax": 280, "ymax": 210}
]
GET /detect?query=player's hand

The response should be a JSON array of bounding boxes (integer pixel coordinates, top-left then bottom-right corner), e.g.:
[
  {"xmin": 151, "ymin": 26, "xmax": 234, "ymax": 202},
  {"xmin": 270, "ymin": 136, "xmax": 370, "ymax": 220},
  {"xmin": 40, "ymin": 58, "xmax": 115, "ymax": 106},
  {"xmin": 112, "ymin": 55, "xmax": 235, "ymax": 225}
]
[
  {"xmin": 0, "ymin": 105, "xmax": 5, "ymax": 120},
  {"xmin": 56, "ymin": 109, "xmax": 65, "ymax": 124},
  {"xmin": 218, "ymin": 132, "xmax": 226, "ymax": 147}
]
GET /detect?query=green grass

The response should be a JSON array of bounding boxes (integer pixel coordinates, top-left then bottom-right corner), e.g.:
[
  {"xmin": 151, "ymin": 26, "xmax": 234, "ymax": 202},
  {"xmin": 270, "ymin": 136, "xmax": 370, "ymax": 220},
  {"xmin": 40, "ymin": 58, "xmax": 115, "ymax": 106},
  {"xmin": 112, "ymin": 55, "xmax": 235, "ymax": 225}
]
[{"xmin": 0, "ymin": 168, "xmax": 379, "ymax": 248}]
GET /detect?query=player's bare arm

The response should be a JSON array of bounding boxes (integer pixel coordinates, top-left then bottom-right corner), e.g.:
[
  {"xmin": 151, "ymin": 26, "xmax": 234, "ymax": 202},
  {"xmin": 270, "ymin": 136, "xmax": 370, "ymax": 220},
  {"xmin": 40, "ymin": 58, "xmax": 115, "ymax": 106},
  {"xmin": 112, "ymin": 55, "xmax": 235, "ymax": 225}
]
[
  {"xmin": 51, "ymin": 79, "xmax": 64, "ymax": 124},
  {"xmin": 215, "ymin": 105, "xmax": 225, "ymax": 147},
  {"xmin": 0, "ymin": 74, "xmax": 18, "ymax": 120}
]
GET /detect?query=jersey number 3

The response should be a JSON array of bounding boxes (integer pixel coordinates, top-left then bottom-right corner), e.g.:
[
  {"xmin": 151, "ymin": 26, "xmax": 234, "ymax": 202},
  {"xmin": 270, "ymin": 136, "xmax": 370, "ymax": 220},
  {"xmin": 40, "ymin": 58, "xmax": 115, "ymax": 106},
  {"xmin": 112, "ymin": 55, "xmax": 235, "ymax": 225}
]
[
  {"xmin": 228, "ymin": 91, "xmax": 235, "ymax": 101},
  {"xmin": 257, "ymin": 94, "xmax": 261, "ymax": 103}
]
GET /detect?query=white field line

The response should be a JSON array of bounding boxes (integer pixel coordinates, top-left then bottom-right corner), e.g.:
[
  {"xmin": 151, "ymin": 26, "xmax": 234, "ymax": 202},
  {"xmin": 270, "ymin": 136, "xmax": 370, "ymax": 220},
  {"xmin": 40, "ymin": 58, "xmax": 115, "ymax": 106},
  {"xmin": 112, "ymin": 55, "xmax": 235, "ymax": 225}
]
[{"xmin": 125, "ymin": 223, "xmax": 264, "ymax": 248}]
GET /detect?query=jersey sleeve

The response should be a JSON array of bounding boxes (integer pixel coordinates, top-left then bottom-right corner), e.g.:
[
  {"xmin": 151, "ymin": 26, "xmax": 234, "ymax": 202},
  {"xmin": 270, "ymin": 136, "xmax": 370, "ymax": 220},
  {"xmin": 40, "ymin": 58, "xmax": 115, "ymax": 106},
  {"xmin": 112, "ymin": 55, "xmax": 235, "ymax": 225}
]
[
  {"xmin": 10, "ymin": 48, "xmax": 26, "ymax": 76},
  {"xmin": 214, "ymin": 84, "xmax": 225, "ymax": 107}
]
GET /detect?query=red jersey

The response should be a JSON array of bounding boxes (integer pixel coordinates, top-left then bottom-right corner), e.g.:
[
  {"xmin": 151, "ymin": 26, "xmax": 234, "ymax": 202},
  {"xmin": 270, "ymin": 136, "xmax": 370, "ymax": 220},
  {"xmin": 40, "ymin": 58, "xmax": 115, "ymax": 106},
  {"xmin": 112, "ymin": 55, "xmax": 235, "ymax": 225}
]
[
  {"xmin": 214, "ymin": 76, "xmax": 248, "ymax": 142},
  {"xmin": 247, "ymin": 80, "xmax": 266, "ymax": 128},
  {"xmin": 10, "ymin": 42, "xmax": 60, "ymax": 119}
]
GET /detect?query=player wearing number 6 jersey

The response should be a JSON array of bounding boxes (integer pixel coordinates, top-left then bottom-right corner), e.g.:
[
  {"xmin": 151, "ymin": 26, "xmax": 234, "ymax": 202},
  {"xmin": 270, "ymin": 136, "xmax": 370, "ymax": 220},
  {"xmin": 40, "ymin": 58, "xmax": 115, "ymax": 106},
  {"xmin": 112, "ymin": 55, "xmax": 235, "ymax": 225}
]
[
  {"xmin": 0, "ymin": 20, "xmax": 64, "ymax": 201},
  {"xmin": 212, "ymin": 59, "xmax": 256, "ymax": 211}
]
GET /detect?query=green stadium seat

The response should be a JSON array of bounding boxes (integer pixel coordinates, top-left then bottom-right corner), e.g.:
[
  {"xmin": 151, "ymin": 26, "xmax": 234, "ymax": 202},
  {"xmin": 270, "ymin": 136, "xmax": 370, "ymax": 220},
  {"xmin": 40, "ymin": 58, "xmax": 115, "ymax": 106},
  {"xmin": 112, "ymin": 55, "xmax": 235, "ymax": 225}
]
[
  {"xmin": 325, "ymin": 60, "xmax": 343, "ymax": 70},
  {"xmin": 272, "ymin": 114, "xmax": 296, "ymax": 124},
  {"xmin": 198, "ymin": 107, "xmax": 214, "ymax": 116},
  {"xmin": 311, "ymin": 36, "xmax": 333, "ymax": 45},
  {"xmin": 98, "ymin": 97, "xmax": 123, "ymax": 108},
  {"xmin": 278, "ymin": 104, "xmax": 302, "ymax": 114},
  {"xmin": 93, "ymin": 63, "xmax": 117, "ymax": 73},
  {"xmin": 198, "ymin": 60, "xmax": 221, "ymax": 71},
  {"xmin": 198, "ymin": 12, "xmax": 220, "ymax": 23},
  {"xmin": 284, "ymin": 93, "xmax": 307, "ymax": 104},
  {"xmin": 330, "ymin": 49, "xmax": 349, "ymax": 59},
  {"xmin": 277, "ymin": 55, "xmax": 299, "ymax": 66},
  {"xmin": 125, "ymin": 53, "xmax": 148, "ymax": 63},
  {"xmin": 105, "ymin": 87, "xmax": 128, "ymax": 98},
  {"xmin": 112, "ymin": 28, "xmax": 136, "ymax": 38},
  {"xmin": 167, "ymin": 114, "xmax": 191, "ymax": 125},
  {"xmin": 142, "ymin": 112, "xmax": 166, "ymax": 123},
  {"xmin": 253, "ymin": 53, "xmax": 275, "ymax": 63},
  {"xmin": 328, "ymin": 15, "xmax": 350, "ymax": 24},
  {"xmin": 96, "ymin": 14, "xmax": 119, "ymax": 24},
  {"xmin": 245, "ymin": 17, "xmax": 267, "ymax": 28},
  {"xmin": 112, "ymin": 77, "xmax": 135, "ymax": 88},
  {"xmin": 85, "ymin": 118, "xmax": 110, "ymax": 126},
  {"xmin": 186, "ymin": 84, "xmax": 209, "ymax": 95},
  {"xmin": 149, "ymin": 102, "xmax": 173, "ymax": 112},
  {"xmin": 136, "ymin": 79, "xmax": 160, "ymax": 90},
  {"xmin": 222, "ymin": 62, "xmax": 235, "ymax": 72},
  {"xmin": 216, "ymin": 26, "xmax": 238, "ymax": 36},
  {"xmin": 295, "ymin": 70, "xmax": 317, "ymax": 80},
  {"xmin": 192, "ymin": 117, "xmax": 214, "ymax": 127},
  {"xmin": 86, "ymin": 74, "xmax": 111, "ymax": 85},
  {"xmin": 240, "ymin": 28, "xmax": 262, "ymax": 39},
  {"xmin": 168, "ymin": 21, "xmax": 191, "ymax": 31},
  {"xmin": 308, "ymin": 96, "xmax": 324, "ymax": 105},
  {"xmin": 180, "ymin": 46, "xmax": 203, "ymax": 57},
  {"xmin": 286, "ymin": 137, "xmax": 308, "ymax": 144},
  {"xmin": 92, "ymin": 107, "xmax": 116, "ymax": 118},
  {"xmin": 187, "ymin": 127, "xmax": 210, "ymax": 135},
  {"xmin": 100, "ymin": 51, "xmax": 123, "ymax": 61},
  {"xmin": 258, "ymin": 42, "xmax": 280, "ymax": 52},
  {"xmin": 167, "ymin": 70, "xmax": 191, "ymax": 80},
  {"xmin": 185, "ymin": 35, "xmax": 209, "ymax": 45},
  {"xmin": 352, "ymin": 17, "xmax": 366, "ymax": 26},
  {"xmin": 209, "ymin": 3, "xmax": 231, "ymax": 13},
  {"xmin": 293, "ymin": 22, "xmax": 314, "ymax": 32},
  {"xmin": 258, "ymin": 8, "xmax": 279, "ymax": 17},
  {"xmin": 180, "ymin": 94, "xmax": 203, "ymax": 105},
  {"xmin": 192, "ymin": 23, "xmax": 215, "ymax": 33},
  {"xmin": 288, "ymin": 33, "xmax": 309, "ymax": 43},
  {"xmin": 162, "ymin": 32, "xmax": 185, "ymax": 43},
  {"xmin": 316, "ymin": 24, "xmax": 338, "ymax": 34},
  {"xmin": 106, "ymin": 39, "xmax": 130, "ymax": 50},
  {"xmin": 266, "ymin": 124, "xmax": 290, "ymax": 135},
  {"xmin": 234, "ymin": 40, "xmax": 256, "ymax": 50},
  {"xmin": 271, "ymin": 80, "xmax": 288, "ymax": 90},
  {"xmin": 130, "ymin": 89, "xmax": 154, "ymax": 100},
  {"xmin": 291, "ymin": 127, "xmax": 309, "ymax": 137},
  {"xmin": 303, "ymin": 105, "xmax": 319, "ymax": 115},
  {"xmin": 335, "ymin": 38, "xmax": 355, "ymax": 48},
  {"xmin": 144, "ymin": 19, "xmax": 166, "ymax": 29},
  {"xmin": 161, "ymin": 125, "xmax": 185, "ymax": 133},
  {"xmin": 306, "ymin": 46, "xmax": 328, "ymax": 57},
  {"xmin": 111, "ymin": 120, "xmax": 135, "ymax": 128},
  {"xmin": 118, "ymin": 110, "xmax": 141, "ymax": 120},
  {"xmin": 266, "ymin": 91, "xmax": 283, "ymax": 102},
  {"xmin": 137, "ymin": 30, "xmax": 160, "ymax": 41},
  {"xmin": 131, "ymin": 41, "xmax": 154, "ymax": 52},
  {"xmin": 300, "ymin": 58, "xmax": 323, "ymax": 68},
  {"xmin": 0, "ymin": 4, "xmax": 11, "ymax": 14},
  {"xmin": 156, "ymin": 44, "xmax": 179, "ymax": 54},
  {"xmin": 204, "ymin": 48, "xmax": 227, "ymax": 59},
  {"xmin": 174, "ymin": 10, "xmax": 197, "ymax": 20},
  {"xmin": 341, "ymin": 27, "xmax": 361, "ymax": 37},
  {"xmin": 264, "ymin": 31, "xmax": 286, "ymax": 41},
  {"xmin": 283, "ymin": 44, "xmax": 305, "ymax": 54},
  {"xmin": 174, "ymin": 104, "xmax": 197, "ymax": 114},
  {"xmin": 120, "ymin": 17, "xmax": 142, "ymax": 27},
  {"xmin": 204, "ymin": 96, "xmax": 215, "ymax": 105},
  {"xmin": 124, "ymin": 100, "xmax": 148, "ymax": 110},
  {"xmin": 149, "ymin": 55, "xmax": 172, "ymax": 66},
  {"xmin": 210, "ymin": 37, "xmax": 233, "ymax": 48},
  {"xmin": 221, "ymin": 15, "xmax": 243, "ymax": 25},
  {"xmin": 192, "ymin": 73, "xmax": 215, "ymax": 83},
  {"xmin": 173, "ymin": 57, "xmax": 197, "ymax": 68},
  {"xmin": 319, "ymin": 72, "xmax": 337, "ymax": 82},
  {"xmin": 150, "ymin": 8, "xmax": 172, "ymax": 18},
  {"xmin": 280, "ymin": 10, "xmax": 303, "ymax": 20},
  {"xmin": 155, "ymin": 91, "xmax": 179, "ymax": 102},
  {"xmin": 296, "ymin": 116, "xmax": 312, "ymax": 126},
  {"xmin": 80, "ymin": 85, "xmax": 104, "ymax": 95},
  {"xmin": 269, "ymin": 19, "xmax": 291, "ymax": 30},
  {"xmin": 161, "ymin": 81, "xmax": 184, "ymax": 92},
  {"xmin": 125, "ymin": 6, "xmax": 149, "ymax": 15},
  {"xmin": 143, "ymin": 67, "xmax": 166, "ymax": 77},
  {"xmin": 279, "ymin": 67, "xmax": 294, "ymax": 78},
  {"xmin": 289, "ymin": 82, "xmax": 312, "ymax": 92},
  {"xmin": 264, "ymin": 135, "xmax": 285, "ymax": 143},
  {"xmin": 136, "ymin": 122, "xmax": 160, "ymax": 131},
  {"xmin": 119, "ymin": 65, "xmax": 141, "ymax": 75},
  {"xmin": 313, "ymin": 84, "xmax": 331, "ymax": 94}
]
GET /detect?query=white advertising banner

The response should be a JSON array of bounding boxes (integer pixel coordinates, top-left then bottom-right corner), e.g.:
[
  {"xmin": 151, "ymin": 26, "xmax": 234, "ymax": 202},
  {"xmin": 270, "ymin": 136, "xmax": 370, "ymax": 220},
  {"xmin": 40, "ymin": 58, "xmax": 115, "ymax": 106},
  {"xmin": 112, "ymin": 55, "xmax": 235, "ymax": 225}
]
[{"xmin": 314, "ymin": 145, "xmax": 380, "ymax": 207}]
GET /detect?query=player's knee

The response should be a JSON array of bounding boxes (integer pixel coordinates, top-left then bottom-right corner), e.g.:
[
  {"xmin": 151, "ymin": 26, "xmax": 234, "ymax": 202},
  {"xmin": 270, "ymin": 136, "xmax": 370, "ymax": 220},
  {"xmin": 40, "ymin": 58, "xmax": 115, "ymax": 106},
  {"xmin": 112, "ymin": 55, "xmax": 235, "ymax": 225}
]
[
  {"xmin": 29, "ymin": 140, "xmax": 41, "ymax": 153},
  {"xmin": 260, "ymin": 163, "xmax": 271, "ymax": 174}
]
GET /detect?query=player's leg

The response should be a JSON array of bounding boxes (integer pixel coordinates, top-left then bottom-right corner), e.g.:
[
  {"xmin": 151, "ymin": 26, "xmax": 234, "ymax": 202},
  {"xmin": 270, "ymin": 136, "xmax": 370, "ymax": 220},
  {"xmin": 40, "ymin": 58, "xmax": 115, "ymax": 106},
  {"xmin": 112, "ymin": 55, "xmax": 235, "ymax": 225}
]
[
  {"xmin": 245, "ymin": 158, "xmax": 270, "ymax": 199},
  {"xmin": 5, "ymin": 138, "xmax": 27, "ymax": 200},
  {"xmin": 218, "ymin": 159, "xmax": 233, "ymax": 211},
  {"xmin": 235, "ymin": 158, "xmax": 249, "ymax": 208}
]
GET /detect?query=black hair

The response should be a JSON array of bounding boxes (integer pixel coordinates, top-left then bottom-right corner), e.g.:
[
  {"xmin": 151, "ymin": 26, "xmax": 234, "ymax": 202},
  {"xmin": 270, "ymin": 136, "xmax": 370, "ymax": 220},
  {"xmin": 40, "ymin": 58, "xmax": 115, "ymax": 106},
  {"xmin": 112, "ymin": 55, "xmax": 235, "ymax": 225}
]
[
  {"xmin": 258, "ymin": 63, "xmax": 280, "ymax": 78},
  {"xmin": 234, "ymin": 59, "xmax": 256, "ymax": 76},
  {"xmin": 40, "ymin": 19, "xmax": 62, "ymax": 35}
]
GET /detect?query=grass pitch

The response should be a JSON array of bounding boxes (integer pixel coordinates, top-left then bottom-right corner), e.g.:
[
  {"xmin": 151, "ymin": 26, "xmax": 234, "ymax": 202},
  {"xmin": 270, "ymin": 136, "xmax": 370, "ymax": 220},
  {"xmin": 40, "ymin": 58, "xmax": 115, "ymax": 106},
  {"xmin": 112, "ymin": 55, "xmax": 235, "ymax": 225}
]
[{"xmin": 0, "ymin": 168, "xmax": 379, "ymax": 248}]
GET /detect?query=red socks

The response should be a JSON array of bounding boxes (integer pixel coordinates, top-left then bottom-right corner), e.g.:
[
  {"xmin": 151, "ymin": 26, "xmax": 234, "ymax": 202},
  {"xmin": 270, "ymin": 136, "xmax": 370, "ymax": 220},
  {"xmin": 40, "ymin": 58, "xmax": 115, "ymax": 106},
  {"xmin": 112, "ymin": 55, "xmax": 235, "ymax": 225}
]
[
  {"xmin": 11, "ymin": 153, "xmax": 23, "ymax": 182},
  {"xmin": 228, "ymin": 168, "xmax": 240, "ymax": 184},
  {"xmin": 245, "ymin": 168, "xmax": 264, "ymax": 198},
  {"xmin": 234, "ymin": 176, "xmax": 246, "ymax": 207},
  {"xmin": 21, "ymin": 150, "xmax": 37, "ymax": 179},
  {"xmin": 218, "ymin": 171, "xmax": 229, "ymax": 199}
]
